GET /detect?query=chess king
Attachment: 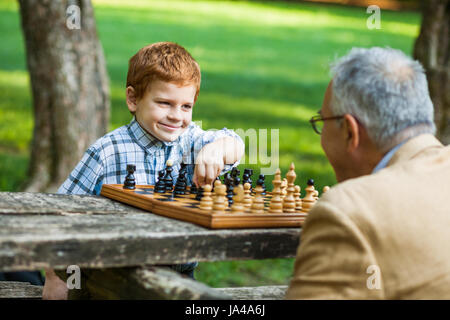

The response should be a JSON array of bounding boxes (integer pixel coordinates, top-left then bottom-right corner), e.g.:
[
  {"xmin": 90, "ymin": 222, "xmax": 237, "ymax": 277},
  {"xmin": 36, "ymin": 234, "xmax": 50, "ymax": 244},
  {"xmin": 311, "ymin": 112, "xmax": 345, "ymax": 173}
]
[
  {"xmin": 44, "ymin": 42, "xmax": 244, "ymax": 300},
  {"xmin": 286, "ymin": 47, "xmax": 450, "ymax": 299}
]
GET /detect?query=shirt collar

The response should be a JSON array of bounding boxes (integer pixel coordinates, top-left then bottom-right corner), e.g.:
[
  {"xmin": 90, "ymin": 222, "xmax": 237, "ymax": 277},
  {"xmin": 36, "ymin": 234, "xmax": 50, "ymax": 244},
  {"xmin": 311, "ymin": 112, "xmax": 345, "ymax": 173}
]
[
  {"xmin": 372, "ymin": 139, "xmax": 410, "ymax": 174},
  {"xmin": 127, "ymin": 117, "xmax": 180, "ymax": 151}
]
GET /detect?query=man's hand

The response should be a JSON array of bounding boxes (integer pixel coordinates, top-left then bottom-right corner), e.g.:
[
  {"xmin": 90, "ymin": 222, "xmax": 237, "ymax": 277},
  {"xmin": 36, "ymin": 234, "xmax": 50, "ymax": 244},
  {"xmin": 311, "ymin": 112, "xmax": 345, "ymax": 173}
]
[{"xmin": 42, "ymin": 269, "xmax": 68, "ymax": 300}]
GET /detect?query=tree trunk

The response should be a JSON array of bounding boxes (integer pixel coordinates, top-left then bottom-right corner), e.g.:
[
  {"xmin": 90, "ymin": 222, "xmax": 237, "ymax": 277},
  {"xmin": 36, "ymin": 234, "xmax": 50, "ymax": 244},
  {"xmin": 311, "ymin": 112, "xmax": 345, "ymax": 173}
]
[
  {"xmin": 413, "ymin": 0, "xmax": 450, "ymax": 145},
  {"xmin": 18, "ymin": 0, "xmax": 110, "ymax": 192}
]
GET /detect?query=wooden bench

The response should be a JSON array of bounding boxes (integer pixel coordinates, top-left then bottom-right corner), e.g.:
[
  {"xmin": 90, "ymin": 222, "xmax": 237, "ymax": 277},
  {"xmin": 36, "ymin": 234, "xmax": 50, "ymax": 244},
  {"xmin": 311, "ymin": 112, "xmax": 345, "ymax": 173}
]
[
  {"xmin": 0, "ymin": 280, "xmax": 287, "ymax": 300},
  {"xmin": 0, "ymin": 192, "xmax": 299, "ymax": 300}
]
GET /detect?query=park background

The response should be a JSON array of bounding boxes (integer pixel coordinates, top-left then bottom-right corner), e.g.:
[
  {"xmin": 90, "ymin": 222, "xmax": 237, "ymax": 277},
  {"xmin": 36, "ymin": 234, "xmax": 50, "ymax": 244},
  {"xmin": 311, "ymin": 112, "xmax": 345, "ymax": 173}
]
[{"xmin": 0, "ymin": 0, "xmax": 439, "ymax": 288}]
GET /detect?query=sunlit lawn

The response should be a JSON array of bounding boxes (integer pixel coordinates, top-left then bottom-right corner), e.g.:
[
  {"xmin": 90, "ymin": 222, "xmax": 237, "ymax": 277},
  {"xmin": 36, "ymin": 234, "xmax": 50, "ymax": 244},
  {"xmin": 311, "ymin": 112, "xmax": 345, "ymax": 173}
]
[{"xmin": 0, "ymin": 0, "xmax": 420, "ymax": 287}]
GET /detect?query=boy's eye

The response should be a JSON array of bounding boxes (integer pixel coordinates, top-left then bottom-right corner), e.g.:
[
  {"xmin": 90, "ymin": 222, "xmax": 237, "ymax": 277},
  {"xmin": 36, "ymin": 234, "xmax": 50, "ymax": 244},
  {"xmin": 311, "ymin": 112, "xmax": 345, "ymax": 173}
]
[
  {"xmin": 182, "ymin": 104, "xmax": 192, "ymax": 110},
  {"xmin": 157, "ymin": 101, "xmax": 170, "ymax": 106}
]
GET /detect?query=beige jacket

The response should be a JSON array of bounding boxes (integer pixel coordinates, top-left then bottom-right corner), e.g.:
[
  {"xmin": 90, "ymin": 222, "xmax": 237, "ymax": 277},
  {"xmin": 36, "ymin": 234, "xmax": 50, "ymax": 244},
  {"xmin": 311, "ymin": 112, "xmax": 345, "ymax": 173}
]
[{"xmin": 286, "ymin": 134, "xmax": 450, "ymax": 299}]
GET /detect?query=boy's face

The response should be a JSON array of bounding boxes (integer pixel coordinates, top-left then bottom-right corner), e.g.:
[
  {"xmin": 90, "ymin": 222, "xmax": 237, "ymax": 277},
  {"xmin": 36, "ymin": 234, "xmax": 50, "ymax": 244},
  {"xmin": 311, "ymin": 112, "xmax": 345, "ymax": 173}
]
[{"xmin": 126, "ymin": 79, "xmax": 196, "ymax": 142}]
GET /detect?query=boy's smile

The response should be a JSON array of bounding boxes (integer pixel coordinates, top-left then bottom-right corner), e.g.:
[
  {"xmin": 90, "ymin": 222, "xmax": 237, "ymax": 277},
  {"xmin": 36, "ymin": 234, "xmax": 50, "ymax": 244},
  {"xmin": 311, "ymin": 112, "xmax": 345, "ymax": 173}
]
[{"xmin": 126, "ymin": 79, "xmax": 196, "ymax": 142}]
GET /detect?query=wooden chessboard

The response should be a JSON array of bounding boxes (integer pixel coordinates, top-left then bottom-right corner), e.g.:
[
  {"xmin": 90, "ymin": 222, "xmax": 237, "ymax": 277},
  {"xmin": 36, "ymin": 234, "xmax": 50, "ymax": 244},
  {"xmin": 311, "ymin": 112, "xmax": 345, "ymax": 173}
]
[{"xmin": 100, "ymin": 184, "xmax": 308, "ymax": 229}]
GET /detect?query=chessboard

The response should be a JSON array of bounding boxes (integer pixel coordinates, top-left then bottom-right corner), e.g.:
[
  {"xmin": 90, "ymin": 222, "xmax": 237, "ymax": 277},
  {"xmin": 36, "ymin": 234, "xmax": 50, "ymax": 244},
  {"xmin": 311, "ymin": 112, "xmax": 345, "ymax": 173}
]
[{"xmin": 100, "ymin": 162, "xmax": 329, "ymax": 229}]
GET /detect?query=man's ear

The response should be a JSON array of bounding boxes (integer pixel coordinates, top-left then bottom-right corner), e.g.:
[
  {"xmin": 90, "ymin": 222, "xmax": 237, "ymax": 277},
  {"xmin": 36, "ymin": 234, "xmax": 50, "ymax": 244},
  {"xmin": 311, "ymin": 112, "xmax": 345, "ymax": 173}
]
[
  {"xmin": 343, "ymin": 114, "xmax": 360, "ymax": 152},
  {"xmin": 126, "ymin": 86, "xmax": 138, "ymax": 113}
]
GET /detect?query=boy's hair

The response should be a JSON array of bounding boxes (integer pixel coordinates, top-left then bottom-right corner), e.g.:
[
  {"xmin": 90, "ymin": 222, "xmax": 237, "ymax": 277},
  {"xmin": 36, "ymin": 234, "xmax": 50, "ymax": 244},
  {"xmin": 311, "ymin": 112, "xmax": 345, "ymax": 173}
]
[{"xmin": 126, "ymin": 42, "xmax": 201, "ymax": 103}]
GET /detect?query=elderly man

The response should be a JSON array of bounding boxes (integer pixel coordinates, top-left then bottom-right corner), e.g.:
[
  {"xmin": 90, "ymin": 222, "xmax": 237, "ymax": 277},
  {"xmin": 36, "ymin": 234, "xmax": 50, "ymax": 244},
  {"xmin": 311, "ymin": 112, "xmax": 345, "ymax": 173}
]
[{"xmin": 286, "ymin": 47, "xmax": 450, "ymax": 299}]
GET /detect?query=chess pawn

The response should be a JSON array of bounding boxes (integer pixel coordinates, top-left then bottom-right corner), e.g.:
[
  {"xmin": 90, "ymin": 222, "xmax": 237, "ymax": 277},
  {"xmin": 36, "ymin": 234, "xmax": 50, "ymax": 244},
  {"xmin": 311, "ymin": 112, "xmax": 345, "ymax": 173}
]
[
  {"xmin": 281, "ymin": 178, "xmax": 288, "ymax": 199},
  {"xmin": 231, "ymin": 184, "xmax": 245, "ymax": 213},
  {"xmin": 213, "ymin": 179, "xmax": 222, "ymax": 199},
  {"xmin": 195, "ymin": 186, "xmax": 204, "ymax": 201},
  {"xmin": 190, "ymin": 183, "xmax": 198, "ymax": 198},
  {"xmin": 155, "ymin": 170, "xmax": 166, "ymax": 193},
  {"xmin": 301, "ymin": 179, "xmax": 317, "ymax": 214},
  {"xmin": 199, "ymin": 184, "xmax": 213, "ymax": 211},
  {"xmin": 323, "ymin": 186, "xmax": 330, "ymax": 194},
  {"xmin": 242, "ymin": 182, "xmax": 253, "ymax": 210},
  {"xmin": 314, "ymin": 189, "xmax": 319, "ymax": 201},
  {"xmin": 250, "ymin": 184, "xmax": 265, "ymax": 214},
  {"xmin": 294, "ymin": 185, "xmax": 302, "ymax": 212},
  {"xmin": 226, "ymin": 174, "xmax": 234, "ymax": 206},
  {"xmin": 212, "ymin": 176, "xmax": 221, "ymax": 192},
  {"xmin": 257, "ymin": 174, "xmax": 266, "ymax": 195},
  {"xmin": 213, "ymin": 184, "xmax": 228, "ymax": 213},
  {"xmin": 268, "ymin": 168, "xmax": 283, "ymax": 214},
  {"xmin": 123, "ymin": 164, "xmax": 136, "ymax": 190},
  {"xmin": 242, "ymin": 173, "xmax": 251, "ymax": 191},
  {"xmin": 282, "ymin": 163, "xmax": 296, "ymax": 213}
]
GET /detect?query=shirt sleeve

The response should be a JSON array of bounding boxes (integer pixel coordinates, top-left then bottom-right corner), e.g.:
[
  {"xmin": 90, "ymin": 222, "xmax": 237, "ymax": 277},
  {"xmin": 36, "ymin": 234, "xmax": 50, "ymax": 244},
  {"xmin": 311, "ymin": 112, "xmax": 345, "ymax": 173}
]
[
  {"xmin": 57, "ymin": 146, "xmax": 104, "ymax": 195},
  {"xmin": 184, "ymin": 123, "xmax": 244, "ymax": 173},
  {"xmin": 285, "ymin": 201, "xmax": 385, "ymax": 299}
]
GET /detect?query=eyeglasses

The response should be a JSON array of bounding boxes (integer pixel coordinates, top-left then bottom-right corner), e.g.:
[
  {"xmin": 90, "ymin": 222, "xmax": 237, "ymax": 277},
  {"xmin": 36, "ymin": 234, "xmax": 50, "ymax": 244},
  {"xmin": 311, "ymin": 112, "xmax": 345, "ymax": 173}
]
[{"xmin": 309, "ymin": 114, "xmax": 345, "ymax": 135}]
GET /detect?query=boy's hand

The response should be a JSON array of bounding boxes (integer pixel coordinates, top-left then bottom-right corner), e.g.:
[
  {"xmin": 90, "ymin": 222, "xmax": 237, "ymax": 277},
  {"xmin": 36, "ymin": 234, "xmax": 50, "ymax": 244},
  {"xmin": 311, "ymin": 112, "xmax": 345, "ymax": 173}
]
[
  {"xmin": 42, "ymin": 269, "xmax": 68, "ymax": 300},
  {"xmin": 193, "ymin": 142, "xmax": 224, "ymax": 187},
  {"xmin": 193, "ymin": 136, "xmax": 244, "ymax": 187}
]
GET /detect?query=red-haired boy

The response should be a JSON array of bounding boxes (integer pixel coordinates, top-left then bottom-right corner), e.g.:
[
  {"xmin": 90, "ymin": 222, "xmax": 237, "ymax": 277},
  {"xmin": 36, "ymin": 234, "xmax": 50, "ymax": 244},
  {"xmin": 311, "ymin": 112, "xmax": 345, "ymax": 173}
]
[{"xmin": 44, "ymin": 42, "xmax": 244, "ymax": 299}]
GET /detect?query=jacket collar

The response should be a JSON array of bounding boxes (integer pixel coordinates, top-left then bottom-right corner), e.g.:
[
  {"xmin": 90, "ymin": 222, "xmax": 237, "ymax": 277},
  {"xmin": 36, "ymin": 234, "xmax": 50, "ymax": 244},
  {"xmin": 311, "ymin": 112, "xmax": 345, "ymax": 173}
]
[{"xmin": 387, "ymin": 134, "xmax": 443, "ymax": 167}]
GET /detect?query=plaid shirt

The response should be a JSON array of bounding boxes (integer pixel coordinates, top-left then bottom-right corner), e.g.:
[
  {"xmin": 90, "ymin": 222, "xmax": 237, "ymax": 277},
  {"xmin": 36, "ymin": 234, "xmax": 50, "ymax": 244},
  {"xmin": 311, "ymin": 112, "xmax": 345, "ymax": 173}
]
[{"xmin": 58, "ymin": 117, "xmax": 243, "ymax": 195}]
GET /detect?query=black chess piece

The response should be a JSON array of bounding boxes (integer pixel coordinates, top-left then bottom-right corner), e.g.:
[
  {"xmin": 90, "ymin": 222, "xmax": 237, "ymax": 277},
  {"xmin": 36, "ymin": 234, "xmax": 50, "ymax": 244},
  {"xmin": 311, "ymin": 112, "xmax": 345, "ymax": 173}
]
[
  {"xmin": 242, "ymin": 173, "xmax": 251, "ymax": 189},
  {"xmin": 163, "ymin": 163, "xmax": 174, "ymax": 192},
  {"xmin": 234, "ymin": 175, "xmax": 241, "ymax": 186},
  {"xmin": 174, "ymin": 166, "xmax": 188, "ymax": 195},
  {"xmin": 244, "ymin": 169, "xmax": 253, "ymax": 190},
  {"xmin": 257, "ymin": 174, "xmax": 266, "ymax": 195},
  {"xmin": 232, "ymin": 168, "xmax": 240, "ymax": 179},
  {"xmin": 307, "ymin": 178, "xmax": 315, "ymax": 186},
  {"xmin": 231, "ymin": 167, "xmax": 237, "ymax": 179},
  {"xmin": 195, "ymin": 186, "xmax": 204, "ymax": 201},
  {"xmin": 123, "ymin": 164, "xmax": 136, "ymax": 190},
  {"xmin": 190, "ymin": 183, "xmax": 198, "ymax": 195},
  {"xmin": 155, "ymin": 170, "xmax": 166, "ymax": 193},
  {"xmin": 225, "ymin": 174, "xmax": 234, "ymax": 206}
]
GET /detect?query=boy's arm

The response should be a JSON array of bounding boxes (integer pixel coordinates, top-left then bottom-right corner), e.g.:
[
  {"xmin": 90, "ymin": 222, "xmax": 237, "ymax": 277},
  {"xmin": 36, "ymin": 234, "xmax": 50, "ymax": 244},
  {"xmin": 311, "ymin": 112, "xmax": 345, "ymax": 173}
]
[{"xmin": 58, "ymin": 145, "xmax": 104, "ymax": 195}]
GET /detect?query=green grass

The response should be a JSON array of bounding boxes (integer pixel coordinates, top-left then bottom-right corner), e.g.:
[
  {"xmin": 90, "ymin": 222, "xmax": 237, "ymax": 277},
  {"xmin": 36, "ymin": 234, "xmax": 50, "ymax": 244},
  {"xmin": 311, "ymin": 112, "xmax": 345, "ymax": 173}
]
[{"xmin": 0, "ymin": 0, "xmax": 420, "ymax": 287}]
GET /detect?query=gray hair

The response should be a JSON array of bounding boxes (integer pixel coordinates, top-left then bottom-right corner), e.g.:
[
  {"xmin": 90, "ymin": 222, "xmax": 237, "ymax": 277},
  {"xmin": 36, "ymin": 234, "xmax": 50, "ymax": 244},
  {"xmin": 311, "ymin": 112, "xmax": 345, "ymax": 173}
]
[{"xmin": 330, "ymin": 47, "xmax": 435, "ymax": 150}]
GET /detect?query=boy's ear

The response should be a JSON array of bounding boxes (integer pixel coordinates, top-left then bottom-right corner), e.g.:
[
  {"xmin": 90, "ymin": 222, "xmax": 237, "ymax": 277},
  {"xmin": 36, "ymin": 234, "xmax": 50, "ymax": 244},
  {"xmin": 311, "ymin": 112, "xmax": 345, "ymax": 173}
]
[{"xmin": 126, "ymin": 86, "xmax": 138, "ymax": 113}]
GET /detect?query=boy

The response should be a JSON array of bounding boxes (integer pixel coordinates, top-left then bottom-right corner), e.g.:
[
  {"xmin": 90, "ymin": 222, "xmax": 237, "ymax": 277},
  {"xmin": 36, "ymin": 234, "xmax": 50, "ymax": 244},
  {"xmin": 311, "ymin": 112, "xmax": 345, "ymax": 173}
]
[{"xmin": 43, "ymin": 42, "xmax": 244, "ymax": 299}]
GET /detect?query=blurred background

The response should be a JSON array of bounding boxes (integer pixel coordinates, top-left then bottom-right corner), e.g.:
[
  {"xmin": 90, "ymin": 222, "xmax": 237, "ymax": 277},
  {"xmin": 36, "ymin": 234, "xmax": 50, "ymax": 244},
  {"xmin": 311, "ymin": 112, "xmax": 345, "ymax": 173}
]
[{"xmin": 0, "ymin": 0, "xmax": 448, "ymax": 288}]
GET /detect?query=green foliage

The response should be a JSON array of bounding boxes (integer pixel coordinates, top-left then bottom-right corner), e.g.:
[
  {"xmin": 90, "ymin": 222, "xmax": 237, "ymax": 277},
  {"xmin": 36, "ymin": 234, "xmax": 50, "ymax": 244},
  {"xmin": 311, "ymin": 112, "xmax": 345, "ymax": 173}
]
[{"xmin": 0, "ymin": 0, "xmax": 419, "ymax": 287}]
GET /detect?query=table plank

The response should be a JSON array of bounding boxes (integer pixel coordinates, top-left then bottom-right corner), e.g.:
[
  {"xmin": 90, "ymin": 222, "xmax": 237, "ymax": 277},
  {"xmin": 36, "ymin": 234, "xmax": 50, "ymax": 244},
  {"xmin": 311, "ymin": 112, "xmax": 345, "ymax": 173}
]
[{"xmin": 0, "ymin": 192, "xmax": 301, "ymax": 272}]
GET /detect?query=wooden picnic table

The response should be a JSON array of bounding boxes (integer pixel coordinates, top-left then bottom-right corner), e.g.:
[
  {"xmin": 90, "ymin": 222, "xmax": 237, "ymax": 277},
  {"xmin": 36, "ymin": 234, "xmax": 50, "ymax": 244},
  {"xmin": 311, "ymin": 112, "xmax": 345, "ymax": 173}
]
[{"xmin": 0, "ymin": 192, "xmax": 300, "ymax": 299}]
